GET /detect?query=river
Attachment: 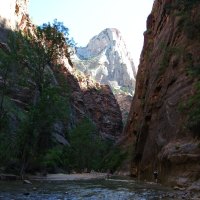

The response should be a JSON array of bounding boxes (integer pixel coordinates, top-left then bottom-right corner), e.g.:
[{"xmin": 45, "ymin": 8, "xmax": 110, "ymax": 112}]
[{"xmin": 0, "ymin": 176, "xmax": 189, "ymax": 200}]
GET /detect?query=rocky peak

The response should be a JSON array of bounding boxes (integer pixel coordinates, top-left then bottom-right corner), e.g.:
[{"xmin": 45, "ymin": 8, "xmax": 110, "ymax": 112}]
[
  {"xmin": 73, "ymin": 28, "xmax": 136, "ymax": 95},
  {"xmin": 77, "ymin": 28, "xmax": 126, "ymax": 58},
  {"xmin": 72, "ymin": 28, "xmax": 136, "ymax": 123}
]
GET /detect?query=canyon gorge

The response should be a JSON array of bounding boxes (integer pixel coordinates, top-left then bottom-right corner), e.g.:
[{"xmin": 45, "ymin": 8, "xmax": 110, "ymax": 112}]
[{"xmin": 0, "ymin": 0, "xmax": 200, "ymax": 198}]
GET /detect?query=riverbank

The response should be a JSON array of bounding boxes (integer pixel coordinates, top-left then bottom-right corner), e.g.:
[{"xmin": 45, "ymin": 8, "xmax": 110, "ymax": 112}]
[
  {"xmin": 0, "ymin": 172, "xmax": 108, "ymax": 182},
  {"xmin": 1, "ymin": 174, "xmax": 200, "ymax": 200},
  {"xmin": 1, "ymin": 173, "xmax": 200, "ymax": 199},
  {"xmin": 28, "ymin": 173, "xmax": 200, "ymax": 199},
  {"xmin": 29, "ymin": 172, "xmax": 108, "ymax": 181}
]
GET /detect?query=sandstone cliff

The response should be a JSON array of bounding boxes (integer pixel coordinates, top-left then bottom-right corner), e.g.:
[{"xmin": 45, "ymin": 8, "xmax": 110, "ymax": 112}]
[
  {"xmin": 0, "ymin": 0, "xmax": 122, "ymax": 141},
  {"xmin": 0, "ymin": 0, "xmax": 123, "ymax": 173},
  {"xmin": 125, "ymin": 0, "xmax": 200, "ymax": 189},
  {"xmin": 64, "ymin": 69, "xmax": 123, "ymax": 139}
]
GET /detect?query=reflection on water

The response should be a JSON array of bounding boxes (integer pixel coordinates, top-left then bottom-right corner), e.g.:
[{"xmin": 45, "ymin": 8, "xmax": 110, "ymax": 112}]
[{"xmin": 0, "ymin": 177, "xmax": 175, "ymax": 200}]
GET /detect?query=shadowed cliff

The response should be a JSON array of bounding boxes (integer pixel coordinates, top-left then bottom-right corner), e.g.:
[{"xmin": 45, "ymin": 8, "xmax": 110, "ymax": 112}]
[
  {"xmin": 0, "ymin": 0, "xmax": 123, "ymax": 175},
  {"xmin": 124, "ymin": 0, "xmax": 200, "ymax": 189}
]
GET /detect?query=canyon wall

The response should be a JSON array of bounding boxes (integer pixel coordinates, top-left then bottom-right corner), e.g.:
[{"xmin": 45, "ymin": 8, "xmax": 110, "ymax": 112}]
[
  {"xmin": 125, "ymin": 0, "xmax": 200, "ymax": 189},
  {"xmin": 0, "ymin": 0, "xmax": 123, "ymax": 173},
  {"xmin": 0, "ymin": 0, "xmax": 122, "ymax": 141}
]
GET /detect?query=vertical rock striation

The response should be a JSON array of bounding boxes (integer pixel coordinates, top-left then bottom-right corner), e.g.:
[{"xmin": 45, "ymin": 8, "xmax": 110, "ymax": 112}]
[
  {"xmin": 64, "ymin": 69, "xmax": 123, "ymax": 140},
  {"xmin": 125, "ymin": 0, "xmax": 200, "ymax": 188}
]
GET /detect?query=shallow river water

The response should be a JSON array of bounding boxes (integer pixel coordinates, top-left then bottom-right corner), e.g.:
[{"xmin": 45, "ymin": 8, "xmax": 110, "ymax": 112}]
[{"xmin": 0, "ymin": 177, "xmax": 185, "ymax": 200}]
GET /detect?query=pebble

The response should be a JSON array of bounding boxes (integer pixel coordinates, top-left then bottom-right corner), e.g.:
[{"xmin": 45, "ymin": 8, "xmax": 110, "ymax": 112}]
[
  {"xmin": 23, "ymin": 179, "xmax": 32, "ymax": 184},
  {"xmin": 33, "ymin": 187, "xmax": 37, "ymax": 191},
  {"xmin": 173, "ymin": 186, "xmax": 185, "ymax": 191}
]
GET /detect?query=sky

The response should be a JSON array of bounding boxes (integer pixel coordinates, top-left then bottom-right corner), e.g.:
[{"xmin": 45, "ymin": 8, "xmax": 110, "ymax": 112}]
[{"xmin": 29, "ymin": 0, "xmax": 154, "ymax": 68}]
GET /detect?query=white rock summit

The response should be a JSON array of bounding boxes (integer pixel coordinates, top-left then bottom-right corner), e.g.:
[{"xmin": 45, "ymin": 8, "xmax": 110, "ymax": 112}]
[{"xmin": 73, "ymin": 28, "xmax": 136, "ymax": 95}]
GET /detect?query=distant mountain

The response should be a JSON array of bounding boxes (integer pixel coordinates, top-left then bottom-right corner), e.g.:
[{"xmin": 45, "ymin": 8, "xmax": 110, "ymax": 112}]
[{"xmin": 72, "ymin": 28, "xmax": 136, "ymax": 96}]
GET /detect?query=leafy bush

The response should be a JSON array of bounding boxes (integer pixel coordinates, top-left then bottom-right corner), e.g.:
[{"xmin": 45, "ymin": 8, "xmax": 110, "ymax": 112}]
[
  {"xmin": 157, "ymin": 46, "xmax": 181, "ymax": 78},
  {"xmin": 185, "ymin": 83, "xmax": 200, "ymax": 137},
  {"xmin": 42, "ymin": 147, "xmax": 63, "ymax": 172},
  {"xmin": 62, "ymin": 118, "xmax": 111, "ymax": 172},
  {"xmin": 16, "ymin": 85, "xmax": 69, "ymax": 174},
  {"xmin": 100, "ymin": 147, "xmax": 127, "ymax": 172}
]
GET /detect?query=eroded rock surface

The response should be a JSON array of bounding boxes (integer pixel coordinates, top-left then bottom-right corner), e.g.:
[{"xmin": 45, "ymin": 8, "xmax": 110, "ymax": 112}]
[
  {"xmin": 73, "ymin": 28, "xmax": 136, "ymax": 95},
  {"xmin": 124, "ymin": 0, "xmax": 200, "ymax": 188},
  {"xmin": 0, "ymin": 0, "xmax": 123, "ymax": 146},
  {"xmin": 63, "ymin": 69, "xmax": 123, "ymax": 140}
]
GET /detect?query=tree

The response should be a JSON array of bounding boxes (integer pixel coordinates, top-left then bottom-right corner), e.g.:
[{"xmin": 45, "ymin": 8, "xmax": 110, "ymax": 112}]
[
  {"xmin": 0, "ymin": 20, "xmax": 73, "ymax": 175},
  {"xmin": 63, "ymin": 118, "xmax": 110, "ymax": 171}
]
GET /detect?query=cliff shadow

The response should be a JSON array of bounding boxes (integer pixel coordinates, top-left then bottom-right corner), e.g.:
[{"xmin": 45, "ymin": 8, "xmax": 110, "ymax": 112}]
[{"xmin": 57, "ymin": 66, "xmax": 123, "ymax": 140}]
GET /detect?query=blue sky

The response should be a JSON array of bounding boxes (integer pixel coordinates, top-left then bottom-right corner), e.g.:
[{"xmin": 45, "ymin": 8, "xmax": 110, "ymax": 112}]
[{"xmin": 29, "ymin": 0, "xmax": 154, "ymax": 67}]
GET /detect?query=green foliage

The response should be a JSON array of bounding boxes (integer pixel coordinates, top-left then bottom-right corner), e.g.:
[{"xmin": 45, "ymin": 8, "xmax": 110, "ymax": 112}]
[
  {"xmin": 40, "ymin": 19, "xmax": 76, "ymax": 47},
  {"xmin": 62, "ymin": 118, "xmax": 111, "ymax": 172},
  {"xmin": 179, "ymin": 81, "xmax": 200, "ymax": 137},
  {"xmin": 42, "ymin": 146, "xmax": 63, "ymax": 172},
  {"xmin": 0, "ymin": 20, "xmax": 72, "ymax": 174},
  {"xmin": 100, "ymin": 147, "xmax": 127, "ymax": 172},
  {"xmin": 166, "ymin": 0, "xmax": 200, "ymax": 41},
  {"xmin": 120, "ymin": 86, "xmax": 130, "ymax": 94},
  {"xmin": 157, "ymin": 46, "xmax": 181, "ymax": 77},
  {"xmin": 16, "ymin": 85, "xmax": 69, "ymax": 174},
  {"xmin": 38, "ymin": 19, "xmax": 76, "ymax": 62},
  {"xmin": 0, "ymin": 41, "xmax": 18, "ymax": 121},
  {"xmin": 0, "ymin": 97, "xmax": 26, "ymax": 172},
  {"xmin": 185, "ymin": 83, "xmax": 200, "ymax": 137},
  {"xmin": 0, "ymin": 20, "xmax": 120, "ymax": 175}
]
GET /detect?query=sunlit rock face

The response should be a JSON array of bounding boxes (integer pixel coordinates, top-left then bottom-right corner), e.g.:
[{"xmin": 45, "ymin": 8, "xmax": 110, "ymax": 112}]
[
  {"xmin": 0, "ymin": 0, "xmax": 29, "ymax": 42},
  {"xmin": 0, "ymin": 0, "xmax": 29, "ymax": 30},
  {"xmin": 72, "ymin": 28, "xmax": 136, "ymax": 95}
]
